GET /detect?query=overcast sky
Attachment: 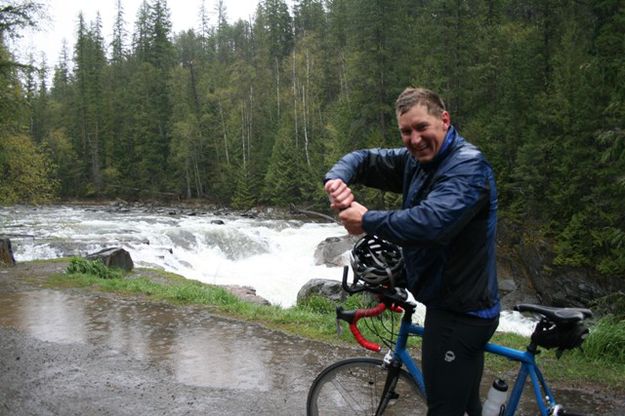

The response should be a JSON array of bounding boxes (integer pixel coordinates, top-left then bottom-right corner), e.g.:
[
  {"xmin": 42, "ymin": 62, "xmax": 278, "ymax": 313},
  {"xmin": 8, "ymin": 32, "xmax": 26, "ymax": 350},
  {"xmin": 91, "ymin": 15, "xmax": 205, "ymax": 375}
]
[{"xmin": 14, "ymin": 0, "xmax": 261, "ymax": 68}]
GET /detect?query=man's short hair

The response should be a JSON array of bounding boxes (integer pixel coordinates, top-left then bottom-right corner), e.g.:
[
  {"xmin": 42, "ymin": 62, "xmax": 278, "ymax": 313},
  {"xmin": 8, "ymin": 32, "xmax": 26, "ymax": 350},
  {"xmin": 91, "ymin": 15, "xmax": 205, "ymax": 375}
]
[{"xmin": 395, "ymin": 87, "xmax": 447, "ymax": 116}]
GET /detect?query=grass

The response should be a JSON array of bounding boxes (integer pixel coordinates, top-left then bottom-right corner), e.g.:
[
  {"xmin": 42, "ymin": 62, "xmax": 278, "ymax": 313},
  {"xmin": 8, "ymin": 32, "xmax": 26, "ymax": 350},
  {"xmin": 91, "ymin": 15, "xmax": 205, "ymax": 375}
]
[
  {"xmin": 46, "ymin": 258, "xmax": 625, "ymax": 393},
  {"xmin": 48, "ymin": 258, "xmax": 354, "ymax": 345}
]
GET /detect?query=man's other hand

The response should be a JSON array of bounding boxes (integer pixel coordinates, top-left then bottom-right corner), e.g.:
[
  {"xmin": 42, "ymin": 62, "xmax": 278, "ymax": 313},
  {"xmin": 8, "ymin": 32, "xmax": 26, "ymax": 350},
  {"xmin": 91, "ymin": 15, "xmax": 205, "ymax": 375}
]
[{"xmin": 324, "ymin": 179, "xmax": 354, "ymax": 212}]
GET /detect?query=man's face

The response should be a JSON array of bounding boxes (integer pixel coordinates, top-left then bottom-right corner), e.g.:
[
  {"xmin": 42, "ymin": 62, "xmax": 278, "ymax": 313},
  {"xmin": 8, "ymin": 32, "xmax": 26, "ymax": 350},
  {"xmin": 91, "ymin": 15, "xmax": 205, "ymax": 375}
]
[{"xmin": 397, "ymin": 104, "xmax": 450, "ymax": 163}]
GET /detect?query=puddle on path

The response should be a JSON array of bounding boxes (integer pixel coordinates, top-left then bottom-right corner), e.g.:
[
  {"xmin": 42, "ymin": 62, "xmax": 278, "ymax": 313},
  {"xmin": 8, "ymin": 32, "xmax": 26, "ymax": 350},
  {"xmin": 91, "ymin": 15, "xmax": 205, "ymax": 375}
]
[{"xmin": 0, "ymin": 289, "xmax": 332, "ymax": 392}]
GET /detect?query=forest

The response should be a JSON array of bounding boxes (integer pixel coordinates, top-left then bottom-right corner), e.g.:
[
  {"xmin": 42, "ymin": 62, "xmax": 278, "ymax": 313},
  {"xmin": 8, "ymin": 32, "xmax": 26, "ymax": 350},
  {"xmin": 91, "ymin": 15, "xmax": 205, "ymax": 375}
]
[{"xmin": 1, "ymin": 0, "xmax": 624, "ymax": 278}]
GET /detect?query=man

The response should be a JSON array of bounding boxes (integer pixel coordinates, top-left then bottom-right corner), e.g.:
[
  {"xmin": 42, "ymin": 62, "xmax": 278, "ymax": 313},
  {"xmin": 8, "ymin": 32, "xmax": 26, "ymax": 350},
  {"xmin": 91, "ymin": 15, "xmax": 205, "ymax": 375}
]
[{"xmin": 324, "ymin": 87, "xmax": 500, "ymax": 416}]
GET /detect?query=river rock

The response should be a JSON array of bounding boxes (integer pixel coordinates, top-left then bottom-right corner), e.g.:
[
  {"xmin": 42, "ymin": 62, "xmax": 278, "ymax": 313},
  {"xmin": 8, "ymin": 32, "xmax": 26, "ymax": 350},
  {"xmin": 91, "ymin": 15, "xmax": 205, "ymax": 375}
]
[
  {"xmin": 86, "ymin": 248, "xmax": 134, "ymax": 272},
  {"xmin": 498, "ymin": 278, "xmax": 517, "ymax": 294},
  {"xmin": 314, "ymin": 235, "xmax": 359, "ymax": 267},
  {"xmin": 223, "ymin": 285, "xmax": 271, "ymax": 305},
  {"xmin": 0, "ymin": 238, "xmax": 16, "ymax": 266},
  {"xmin": 297, "ymin": 278, "xmax": 346, "ymax": 305}
]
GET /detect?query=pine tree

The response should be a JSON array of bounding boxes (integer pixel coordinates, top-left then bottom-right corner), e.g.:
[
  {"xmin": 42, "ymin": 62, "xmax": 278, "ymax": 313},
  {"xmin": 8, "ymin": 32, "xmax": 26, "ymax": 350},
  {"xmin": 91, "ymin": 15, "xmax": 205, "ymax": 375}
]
[
  {"xmin": 127, "ymin": 0, "xmax": 175, "ymax": 194},
  {"xmin": 263, "ymin": 120, "xmax": 308, "ymax": 206},
  {"xmin": 72, "ymin": 12, "xmax": 107, "ymax": 194}
]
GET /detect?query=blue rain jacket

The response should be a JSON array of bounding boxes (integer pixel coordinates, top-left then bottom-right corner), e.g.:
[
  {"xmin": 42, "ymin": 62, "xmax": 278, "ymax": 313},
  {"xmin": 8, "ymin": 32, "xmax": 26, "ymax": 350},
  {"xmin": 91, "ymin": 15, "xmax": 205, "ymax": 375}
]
[{"xmin": 324, "ymin": 126, "xmax": 500, "ymax": 314}]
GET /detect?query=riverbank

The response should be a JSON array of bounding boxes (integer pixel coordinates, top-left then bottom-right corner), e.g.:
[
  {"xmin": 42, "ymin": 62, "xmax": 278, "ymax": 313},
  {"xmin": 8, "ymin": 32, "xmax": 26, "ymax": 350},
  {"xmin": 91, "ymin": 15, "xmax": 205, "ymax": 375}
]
[
  {"xmin": 54, "ymin": 198, "xmax": 334, "ymax": 223},
  {"xmin": 0, "ymin": 204, "xmax": 348, "ymax": 308}
]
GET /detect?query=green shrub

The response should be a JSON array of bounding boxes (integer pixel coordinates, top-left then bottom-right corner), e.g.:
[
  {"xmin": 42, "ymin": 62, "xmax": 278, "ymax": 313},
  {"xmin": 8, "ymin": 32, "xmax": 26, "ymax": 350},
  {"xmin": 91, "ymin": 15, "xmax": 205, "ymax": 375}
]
[
  {"xmin": 581, "ymin": 316, "xmax": 625, "ymax": 364},
  {"xmin": 297, "ymin": 295, "xmax": 336, "ymax": 314},
  {"xmin": 66, "ymin": 257, "xmax": 123, "ymax": 280}
]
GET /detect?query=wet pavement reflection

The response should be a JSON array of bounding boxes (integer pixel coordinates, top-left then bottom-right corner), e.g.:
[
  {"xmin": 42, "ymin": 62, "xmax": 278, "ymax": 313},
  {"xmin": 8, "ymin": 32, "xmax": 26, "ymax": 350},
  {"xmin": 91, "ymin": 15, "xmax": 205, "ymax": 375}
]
[{"xmin": 0, "ymin": 289, "xmax": 340, "ymax": 393}]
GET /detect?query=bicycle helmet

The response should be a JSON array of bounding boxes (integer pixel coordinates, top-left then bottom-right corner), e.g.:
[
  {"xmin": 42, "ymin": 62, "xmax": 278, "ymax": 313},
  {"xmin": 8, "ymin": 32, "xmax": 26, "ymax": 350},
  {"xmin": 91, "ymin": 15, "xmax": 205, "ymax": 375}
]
[{"xmin": 350, "ymin": 234, "xmax": 404, "ymax": 287}]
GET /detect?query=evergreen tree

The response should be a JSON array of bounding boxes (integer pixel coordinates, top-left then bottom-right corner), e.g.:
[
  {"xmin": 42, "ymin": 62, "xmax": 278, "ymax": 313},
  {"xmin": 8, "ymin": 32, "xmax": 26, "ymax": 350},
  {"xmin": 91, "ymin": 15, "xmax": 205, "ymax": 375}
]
[
  {"xmin": 72, "ymin": 12, "xmax": 107, "ymax": 194},
  {"xmin": 128, "ymin": 0, "xmax": 175, "ymax": 194},
  {"xmin": 232, "ymin": 162, "xmax": 257, "ymax": 210},
  {"xmin": 30, "ymin": 53, "xmax": 49, "ymax": 144},
  {"xmin": 263, "ymin": 119, "xmax": 308, "ymax": 206},
  {"xmin": 0, "ymin": 0, "xmax": 58, "ymax": 204}
]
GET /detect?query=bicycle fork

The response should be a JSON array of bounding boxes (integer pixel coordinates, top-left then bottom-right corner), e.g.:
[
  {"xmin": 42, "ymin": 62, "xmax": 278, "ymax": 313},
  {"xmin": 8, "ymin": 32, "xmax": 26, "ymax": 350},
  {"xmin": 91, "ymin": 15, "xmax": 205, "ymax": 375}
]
[{"xmin": 375, "ymin": 354, "xmax": 404, "ymax": 416}]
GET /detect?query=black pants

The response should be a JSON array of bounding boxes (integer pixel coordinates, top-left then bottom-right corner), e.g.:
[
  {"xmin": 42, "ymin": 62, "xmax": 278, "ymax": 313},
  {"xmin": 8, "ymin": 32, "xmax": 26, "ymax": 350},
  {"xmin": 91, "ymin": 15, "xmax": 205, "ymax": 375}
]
[{"xmin": 421, "ymin": 308, "xmax": 499, "ymax": 416}]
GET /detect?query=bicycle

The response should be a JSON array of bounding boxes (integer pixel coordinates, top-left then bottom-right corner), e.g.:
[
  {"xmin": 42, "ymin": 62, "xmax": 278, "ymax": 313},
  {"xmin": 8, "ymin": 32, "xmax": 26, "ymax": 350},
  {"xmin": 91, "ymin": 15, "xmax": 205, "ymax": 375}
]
[{"xmin": 307, "ymin": 266, "xmax": 592, "ymax": 416}]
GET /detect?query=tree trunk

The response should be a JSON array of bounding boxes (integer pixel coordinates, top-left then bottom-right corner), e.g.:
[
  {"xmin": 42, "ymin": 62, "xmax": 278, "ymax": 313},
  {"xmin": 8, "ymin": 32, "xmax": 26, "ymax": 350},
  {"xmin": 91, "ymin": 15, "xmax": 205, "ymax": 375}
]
[
  {"xmin": 292, "ymin": 52, "xmax": 299, "ymax": 147},
  {"xmin": 189, "ymin": 62, "xmax": 200, "ymax": 114},
  {"xmin": 193, "ymin": 154, "xmax": 202, "ymax": 197},
  {"xmin": 275, "ymin": 57, "xmax": 281, "ymax": 120},
  {"xmin": 218, "ymin": 101, "xmax": 230, "ymax": 165},
  {"xmin": 92, "ymin": 121, "xmax": 102, "ymax": 192},
  {"xmin": 241, "ymin": 102, "xmax": 246, "ymax": 168},
  {"xmin": 185, "ymin": 162, "xmax": 192, "ymax": 199},
  {"xmin": 0, "ymin": 238, "xmax": 16, "ymax": 266},
  {"xmin": 302, "ymin": 85, "xmax": 310, "ymax": 166}
]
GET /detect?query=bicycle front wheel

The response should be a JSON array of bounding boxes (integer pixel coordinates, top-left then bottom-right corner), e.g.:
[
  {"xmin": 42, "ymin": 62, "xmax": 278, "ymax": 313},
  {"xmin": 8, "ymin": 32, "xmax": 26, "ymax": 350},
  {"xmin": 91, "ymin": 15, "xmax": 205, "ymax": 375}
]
[{"xmin": 306, "ymin": 357, "xmax": 426, "ymax": 416}]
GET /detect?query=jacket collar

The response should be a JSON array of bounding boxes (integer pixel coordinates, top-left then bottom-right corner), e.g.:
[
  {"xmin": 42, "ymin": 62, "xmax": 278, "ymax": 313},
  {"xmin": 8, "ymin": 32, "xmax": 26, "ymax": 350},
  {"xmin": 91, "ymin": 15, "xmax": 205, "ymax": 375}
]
[{"xmin": 421, "ymin": 125, "xmax": 457, "ymax": 172}]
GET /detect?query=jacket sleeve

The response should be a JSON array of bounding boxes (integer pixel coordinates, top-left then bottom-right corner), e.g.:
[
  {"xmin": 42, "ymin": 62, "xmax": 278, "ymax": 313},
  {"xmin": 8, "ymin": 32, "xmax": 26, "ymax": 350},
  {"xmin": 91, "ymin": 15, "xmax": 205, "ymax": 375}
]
[
  {"xmin": 362, "ymin": 158, "xmax": 492, "ymax": 246},
  {"xmin": 323, "ymin": 148, "xmax": 407, "ymax": 193}
]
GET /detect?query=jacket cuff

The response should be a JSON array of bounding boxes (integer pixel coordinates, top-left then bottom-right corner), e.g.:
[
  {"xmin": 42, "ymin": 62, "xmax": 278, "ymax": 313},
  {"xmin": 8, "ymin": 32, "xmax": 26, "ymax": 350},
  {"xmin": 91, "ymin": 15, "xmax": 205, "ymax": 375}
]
[{"xmin": 362, "ymin": 210, "xmax": 383, "ymax": 235}]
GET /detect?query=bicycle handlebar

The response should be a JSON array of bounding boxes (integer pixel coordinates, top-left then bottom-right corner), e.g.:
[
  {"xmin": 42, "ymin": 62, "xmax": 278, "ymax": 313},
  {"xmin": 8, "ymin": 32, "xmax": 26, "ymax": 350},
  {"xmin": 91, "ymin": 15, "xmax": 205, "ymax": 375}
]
[
  {"xmin": 338, "ymin": 265, "xmax": 415, "ymax": 352},
  {"xmin": 336, "ymin": 303, "xmax": 387, "ymax": 352},
  {"xmin": 336, "ymin": 300, "xmax": 406, "ymax": 352}
]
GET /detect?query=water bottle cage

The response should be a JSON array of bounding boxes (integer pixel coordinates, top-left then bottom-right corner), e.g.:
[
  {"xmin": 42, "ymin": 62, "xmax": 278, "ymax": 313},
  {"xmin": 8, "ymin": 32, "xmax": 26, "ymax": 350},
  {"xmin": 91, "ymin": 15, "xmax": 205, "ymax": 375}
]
[{"xmin": 548, "ymin": 404, "xmax": 564, "ymax": 415}]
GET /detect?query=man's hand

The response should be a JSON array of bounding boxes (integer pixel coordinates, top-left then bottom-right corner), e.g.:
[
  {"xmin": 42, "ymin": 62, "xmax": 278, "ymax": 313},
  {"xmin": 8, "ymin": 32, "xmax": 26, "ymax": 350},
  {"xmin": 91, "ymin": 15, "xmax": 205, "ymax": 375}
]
[
  {"xmin": 338, "ymin": 202, "xmax": 368, "ymax": 235},
  {"xmin": 324, "ymin": 179, "xmax": 354, "ymax": 212},
  {"xmin": 393, "ymin": 287, "xmax": 418, "ymax": 307}
]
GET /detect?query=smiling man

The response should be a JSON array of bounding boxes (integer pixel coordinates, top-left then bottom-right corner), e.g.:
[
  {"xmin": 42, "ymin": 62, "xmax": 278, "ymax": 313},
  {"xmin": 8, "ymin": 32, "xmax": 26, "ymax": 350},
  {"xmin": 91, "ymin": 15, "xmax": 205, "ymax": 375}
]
[{"xmin": 323, "ymin": 87, "xmax": 500, "ymax": 416}]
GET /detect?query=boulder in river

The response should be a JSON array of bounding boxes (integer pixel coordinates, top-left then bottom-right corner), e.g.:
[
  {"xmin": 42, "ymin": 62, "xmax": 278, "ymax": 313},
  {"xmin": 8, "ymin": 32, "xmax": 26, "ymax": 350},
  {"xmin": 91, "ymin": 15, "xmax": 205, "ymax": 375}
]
[
  {"xmin": 314, "ymin": 235, "xmax": 359, "ymax": 267},
  {"xmin": 86, "ymin": 247, "xmax": 134, "ymax": 272},
  {"xmin": 297, "ymin": 278, "xmax": 346, "ymax": 305},
  {"xmin": 223, "ymin": 285, "xmax": 271, "ymax": 305}
]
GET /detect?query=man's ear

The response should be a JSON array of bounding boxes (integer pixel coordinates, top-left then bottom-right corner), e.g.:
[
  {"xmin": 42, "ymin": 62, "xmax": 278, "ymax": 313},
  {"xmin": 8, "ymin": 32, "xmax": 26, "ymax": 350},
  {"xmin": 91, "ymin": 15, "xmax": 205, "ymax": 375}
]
[{"xmin": 441, "ymin": 111, "xmax": 451, "ymax": 130}]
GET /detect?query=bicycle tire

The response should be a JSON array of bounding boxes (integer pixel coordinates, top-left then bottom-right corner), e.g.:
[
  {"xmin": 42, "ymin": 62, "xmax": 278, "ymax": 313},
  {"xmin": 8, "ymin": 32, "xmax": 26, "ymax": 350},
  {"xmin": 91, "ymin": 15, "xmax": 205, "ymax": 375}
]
[{"xmin": 306, "ymin": 357, "xmax": 426, "ymax": 415}]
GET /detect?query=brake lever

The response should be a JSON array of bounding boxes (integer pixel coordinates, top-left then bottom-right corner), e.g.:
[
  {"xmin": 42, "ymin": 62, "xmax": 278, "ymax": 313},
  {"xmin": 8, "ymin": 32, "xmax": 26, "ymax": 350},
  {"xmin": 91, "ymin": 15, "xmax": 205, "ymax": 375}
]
[{"xmin": 335, "ymin": 318, "xmax": 343, "ymax": 336}]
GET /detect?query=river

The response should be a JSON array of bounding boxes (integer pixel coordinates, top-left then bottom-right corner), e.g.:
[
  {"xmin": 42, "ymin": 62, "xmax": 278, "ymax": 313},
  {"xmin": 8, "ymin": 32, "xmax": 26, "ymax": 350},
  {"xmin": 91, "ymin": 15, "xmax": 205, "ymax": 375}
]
[{"xmin": 0, "ymin": 204, "xmax": 536, "ymax": 334}]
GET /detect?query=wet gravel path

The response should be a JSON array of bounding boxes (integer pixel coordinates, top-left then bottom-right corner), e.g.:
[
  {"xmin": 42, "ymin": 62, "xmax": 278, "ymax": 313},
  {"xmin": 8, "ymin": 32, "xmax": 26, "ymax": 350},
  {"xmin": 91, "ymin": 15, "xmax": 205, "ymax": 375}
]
[
  {"xmin": 0, "ymin": 262, "xmax": 359, "ymax": 415},
  {"xmin": 1, "ymin": 262, "xmax": 623, "ymax": 415}
]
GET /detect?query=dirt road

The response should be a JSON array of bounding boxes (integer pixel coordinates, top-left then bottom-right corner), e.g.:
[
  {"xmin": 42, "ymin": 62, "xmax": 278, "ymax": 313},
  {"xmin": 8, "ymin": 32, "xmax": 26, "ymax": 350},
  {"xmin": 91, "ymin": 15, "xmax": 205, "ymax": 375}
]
[
  {"xmin": 0, "ymin": 262, "xmax": 623, "ymax": 415},
  {"xmin": 0, "ymin": 262, "xmax": 362, "ymax": 415}
]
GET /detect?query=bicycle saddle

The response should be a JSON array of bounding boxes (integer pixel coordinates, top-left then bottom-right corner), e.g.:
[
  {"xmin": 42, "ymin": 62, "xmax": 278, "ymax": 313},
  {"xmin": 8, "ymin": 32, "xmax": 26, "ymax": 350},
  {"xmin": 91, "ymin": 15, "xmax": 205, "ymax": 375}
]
[{"xmin": 514, "ymin": 304, "xmax": 592, "ymax": 324}]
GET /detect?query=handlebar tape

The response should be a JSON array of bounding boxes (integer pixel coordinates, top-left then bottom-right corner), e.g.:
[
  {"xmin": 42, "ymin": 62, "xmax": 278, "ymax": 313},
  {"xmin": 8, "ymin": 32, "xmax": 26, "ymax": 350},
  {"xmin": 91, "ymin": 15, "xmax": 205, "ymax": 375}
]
[
  {"xmin": 339, "ymin": 303, "xmax": 387, "ymax": 352},
  {"xmin": 336, "ymin": 299, "xmax": 408, "ymax": 352},
  {"xmin": 348, "ymin": 323, "xmax": 382, "ymax": 352}
]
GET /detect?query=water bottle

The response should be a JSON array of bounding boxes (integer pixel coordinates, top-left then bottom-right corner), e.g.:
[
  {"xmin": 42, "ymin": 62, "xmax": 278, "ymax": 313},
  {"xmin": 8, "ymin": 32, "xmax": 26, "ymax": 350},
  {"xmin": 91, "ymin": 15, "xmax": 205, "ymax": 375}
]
[{"xmin": 482, "ymin": 378, "xmax": 508, "ymax": 416}]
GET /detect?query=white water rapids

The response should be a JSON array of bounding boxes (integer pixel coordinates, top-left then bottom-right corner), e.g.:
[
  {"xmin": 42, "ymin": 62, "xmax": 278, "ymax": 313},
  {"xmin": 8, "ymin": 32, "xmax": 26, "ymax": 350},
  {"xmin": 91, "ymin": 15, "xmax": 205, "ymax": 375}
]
[{"xmin": 0, "ymin": 205, "xmax": 536, "ymax": 335}]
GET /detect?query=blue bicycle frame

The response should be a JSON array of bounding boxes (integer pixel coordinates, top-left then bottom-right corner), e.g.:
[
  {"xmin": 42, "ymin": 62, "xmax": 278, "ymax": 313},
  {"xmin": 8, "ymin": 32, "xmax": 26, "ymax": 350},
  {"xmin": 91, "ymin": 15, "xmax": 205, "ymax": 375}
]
[
  {"xmin": 392, "ymin": 313, "xmax": 559, "ymax": 416},
  {"xmin": 337, "ymin": 267, "xmax": 589, "ymax": 415}
]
